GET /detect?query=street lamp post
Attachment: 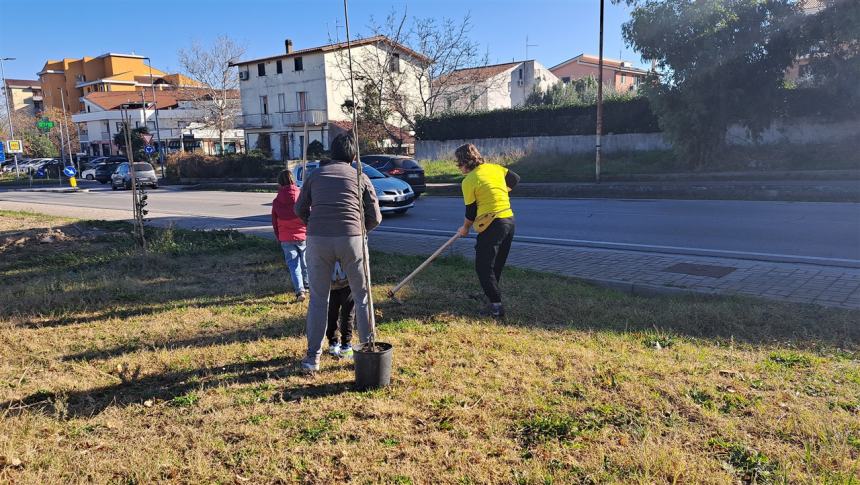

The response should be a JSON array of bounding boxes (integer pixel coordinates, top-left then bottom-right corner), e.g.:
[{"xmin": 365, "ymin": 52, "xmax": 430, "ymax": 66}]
[
  {"xmin": 595, "ymin": 0, "xmax": 605, "ymax": 183},
  {"xmin": 0, "ymin": 56, "xmax": 20, "ymax": 177},
  {"xmin": 144, "ymin": 57, "xmax": 165, "ymax": 178},
  {"xmin": 57, "ymin": 88, "xmax": 75, "ymax": 167}
]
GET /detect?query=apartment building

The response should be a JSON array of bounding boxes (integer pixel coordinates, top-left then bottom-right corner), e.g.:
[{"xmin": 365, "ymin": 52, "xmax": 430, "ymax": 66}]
[
  {"xmin": 437, "ymin": 60, "xmax": 559, "ymax": 113},
  {"xmin": 231, "ymin": 36, "xmax": 429, "ymax": 160},
  {"xmin": 550, "ymin": 54, "xmax": 649, "ymax": 92},
  {"xmin": 72, "ymin": 91, "xmax": 244, "ymax": 157},
  {"xmin": 38, "ymin": 53, "xmax": 193, "ymax": 114},
  {"xmin": 3, "ymin": 79, "xmax": 43, "ymax": 116}
]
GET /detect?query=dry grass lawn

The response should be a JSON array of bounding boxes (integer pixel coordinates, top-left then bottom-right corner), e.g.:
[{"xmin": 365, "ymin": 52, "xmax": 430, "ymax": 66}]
[{"xmin": 1, "ymin": 210, "xmax": 858, "ymax": 484}]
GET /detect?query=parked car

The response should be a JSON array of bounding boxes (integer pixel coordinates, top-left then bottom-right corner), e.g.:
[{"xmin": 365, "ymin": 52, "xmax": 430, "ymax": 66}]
[
  {"xmin": 111, "ymin": 162, "xmax": 159, "ymax": 190},
  {"xmin": 360, "ymin": 155, "xmax": 426, "ymax": 197},
  {"xmin": 81, "ymin": 157, "xmax": 108, "ymax": 180},
  {"xmin": 294, "ymin": 161, "xmax": 415, "ymax": 215},
  {"xmin": 21, "ymin": 158, "xmax": 53, "ymax": 175},
  {"xmin": 94, "ymin": 157, "xmax": 129, "ymax": 184}
]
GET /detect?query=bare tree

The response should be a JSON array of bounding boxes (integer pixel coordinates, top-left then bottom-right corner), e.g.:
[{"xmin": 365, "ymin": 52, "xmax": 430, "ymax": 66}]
[
  {"xmin": 177, "ymin": 35, "xmax": 246, "ymax": 155},
  {"xmin": 330, "ymin": 10, "xmax": 492, "ymax": 136}
]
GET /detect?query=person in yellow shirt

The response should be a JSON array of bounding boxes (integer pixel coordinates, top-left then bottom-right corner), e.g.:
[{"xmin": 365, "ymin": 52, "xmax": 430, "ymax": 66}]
[{"xmin": 455, "ymin": 144, "xmax": 520, "ymax": 319}]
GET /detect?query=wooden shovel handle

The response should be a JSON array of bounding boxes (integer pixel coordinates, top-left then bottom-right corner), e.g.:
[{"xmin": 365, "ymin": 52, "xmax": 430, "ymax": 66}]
[{"xmin": 388, "ymin": 233, "xmax": 461, "ymax": 297}]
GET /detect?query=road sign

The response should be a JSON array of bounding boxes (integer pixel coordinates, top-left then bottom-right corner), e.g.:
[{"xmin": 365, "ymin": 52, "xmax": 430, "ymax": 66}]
[
  {"xmin": 141, "ymin": 133, "xmax": 154, "ymax": 145},
  {"xmin": 0, "ymin": 141, "xmax": 5, "ymax": 162},
  {"xmin": 63, "ymin": 166, "xmax": 77, "ymax": 177},
  {"xmin": 6, "ymin": 140, "xmax": 23, "ymax": 153},
  {"xmin": 36, "ymin": 119, "xmax": 55, "ymax": 132},
  {"xmin": 144, "ymin": 145, "xmax": 156, "ymax": 155},
  {"xmin": 36, "ymin": 168, "xmax": 46, "ymax": 178}
]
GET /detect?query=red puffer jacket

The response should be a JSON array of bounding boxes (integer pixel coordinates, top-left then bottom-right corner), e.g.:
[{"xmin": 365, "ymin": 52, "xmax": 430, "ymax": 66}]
[{"xmin": 271, "ymin": 185, "xmax": 307, "ymax": 242}]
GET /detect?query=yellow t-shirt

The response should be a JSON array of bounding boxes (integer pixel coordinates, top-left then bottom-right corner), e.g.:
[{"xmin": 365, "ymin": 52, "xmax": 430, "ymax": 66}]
[{"xmin": 461, "ymin": 163, "xmax": 514, "ymax": 220}]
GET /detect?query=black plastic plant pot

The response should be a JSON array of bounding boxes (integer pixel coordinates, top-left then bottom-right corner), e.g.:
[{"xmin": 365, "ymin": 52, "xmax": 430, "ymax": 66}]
[{"xmin": 354, "ymin": 342, "xmax": 393, "ymax": 390}]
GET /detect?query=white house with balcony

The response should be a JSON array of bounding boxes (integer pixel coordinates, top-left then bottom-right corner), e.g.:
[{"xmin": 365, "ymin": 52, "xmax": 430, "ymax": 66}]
[
  {"xmin": 72, "ymin": 91, "xmax": 244, "ymax": 157},
  {"xmin": 437, "ymin": 60, "xmax": 559, "ymax": 113},
  {"xmin": 231, "ymin": 36, "xmax": 430, "ymax": 160}
]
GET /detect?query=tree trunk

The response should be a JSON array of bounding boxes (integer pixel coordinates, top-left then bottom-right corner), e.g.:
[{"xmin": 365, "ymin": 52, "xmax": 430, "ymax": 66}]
[{"xmin": 219, "ymin": 129, "xmax": 225, "ymax": 156}]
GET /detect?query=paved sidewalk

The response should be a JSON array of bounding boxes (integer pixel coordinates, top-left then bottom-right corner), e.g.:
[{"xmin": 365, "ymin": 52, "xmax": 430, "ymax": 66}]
[{"xmin": 368, "ymin": 231, "xmax": 860, "ymax": 310}]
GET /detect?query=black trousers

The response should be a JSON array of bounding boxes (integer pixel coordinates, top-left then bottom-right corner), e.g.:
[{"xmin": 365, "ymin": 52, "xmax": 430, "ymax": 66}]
[
  {"xmin": 475, "ymin": 217, "xmax": 515, "ymax": 303},
  {"xmin": 326, "ymin": 286, "xmax": 354, "ymax": 346}
]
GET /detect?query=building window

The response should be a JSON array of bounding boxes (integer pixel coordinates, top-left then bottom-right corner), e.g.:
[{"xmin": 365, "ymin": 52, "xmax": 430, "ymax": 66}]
[
  {"xmin": 260, "ymin": 95, "xmax": 269, "ymax": 115},
  {"xmin": 278, "ymin": 93, "xmax": 285, "ymax": 112},
  {"xmin": 294, "ymin": 57, "xmax": 303, "ymax": 71},
  {"xmin": 621, "ymin": 73, "xmax": 626, "ymax": 83},
  {"xmin": 562, "ymin": 76, "xmax": 571, "ymax": 84},
  {"xmin": 276, "ymin": 60, "xmax": 283, "ymax": 74},
  {"xmin": 297, "ymin": 92, "xmax": 307, "ymax": 111},
  {"xmin": 147, "ymin": 121, "xmax": 157, "ymax": 131},
  {"xmin": 389, "ymin": 53, "xmax": 400, "ymax": 72},
  {"xmin": 257, "ymin": 63, "xmax": 266, "ymax": 76},
  {"xmin": 518, "ymin": 69, "xmax": 523, "ymax": 80},
  {"xmin": 116, "ymin": 122, "xmax": 124, "ymax": 132}
]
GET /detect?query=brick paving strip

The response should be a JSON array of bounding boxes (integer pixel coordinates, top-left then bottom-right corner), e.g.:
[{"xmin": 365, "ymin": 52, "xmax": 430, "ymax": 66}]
[
  {"xmin": 2, "ymin": 200, "xmax": 858, "ymax": 310},
  {"xmin": 367, "ymin": 230, "xmax": 860, "ymax": 310}
]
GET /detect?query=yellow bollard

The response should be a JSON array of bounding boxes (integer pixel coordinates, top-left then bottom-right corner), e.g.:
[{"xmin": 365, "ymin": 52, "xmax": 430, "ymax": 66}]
[{"xmin": 69, "ymin": 176, "xmax": 77, "ymax": 188}]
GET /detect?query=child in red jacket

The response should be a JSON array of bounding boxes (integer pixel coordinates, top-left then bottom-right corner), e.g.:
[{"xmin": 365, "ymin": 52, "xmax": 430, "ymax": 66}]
[{"xmin": 272, "ymin": 170, "xmax": 308, "ymax": 301}]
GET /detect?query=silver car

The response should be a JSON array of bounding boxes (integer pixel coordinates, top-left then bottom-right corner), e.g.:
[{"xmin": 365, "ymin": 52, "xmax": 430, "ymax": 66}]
[
  {"xmin": 294, "ymin": 161, "xmax": 415, "ymax": 214},
  {"xmin": 111, "ymin": 162, "xmax": 159, "ymax": 190}
]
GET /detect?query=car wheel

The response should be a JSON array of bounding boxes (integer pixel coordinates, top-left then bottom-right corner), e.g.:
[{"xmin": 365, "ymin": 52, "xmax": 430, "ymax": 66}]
[
  {"xmin": 111, "ymin": 183, "xmax": 117, "ymax": 191},
  {"xmin": 86, "ymin": 174, "xmax": 94, "ymax": 180},
  {"xmin": 99, "ymin": 180, "xmax": 107, "ymax": 184},
  {"xmin": 152, "ymin": 184, "xmax": 158, "ymax": 189},
  {"xmin": 124, "ymin": 182, "xmax": 131, "ymax": 190},
  {"xmin": 394, "ymin": 208, "xmax": 409, "ymax": 215}
]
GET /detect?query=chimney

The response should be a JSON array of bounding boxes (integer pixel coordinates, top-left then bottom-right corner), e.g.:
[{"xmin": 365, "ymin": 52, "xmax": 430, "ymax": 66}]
[{"xmin": 285, "ymin": 39, "xmax": 293, "ymax": 54}]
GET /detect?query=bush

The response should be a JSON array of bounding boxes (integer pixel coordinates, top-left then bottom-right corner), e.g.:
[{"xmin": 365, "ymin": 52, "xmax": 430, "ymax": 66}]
[
  {"xmin": 165, "ymin": 152, "xmax": 284, "ymax": 180},
  {"xmin": 415, "ymin": 97, "xmax": 660, "ymax": 141}
]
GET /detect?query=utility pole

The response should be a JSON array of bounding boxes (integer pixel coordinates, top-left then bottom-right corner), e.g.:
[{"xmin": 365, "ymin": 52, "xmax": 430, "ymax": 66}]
[
  {"xmin": 144, "ymin": 57, "xmax": 164, "ymax": 178},
  {"xmin": 0, "ymin": 56, "xmax": 19, "ymax": 177},
  {"xmin": 58, "ymin": 88, "xmax": 75, "ymax": 169},
  {"xmin": 595, "ymin": 0, "xmax": 605, "ymax": 183}
]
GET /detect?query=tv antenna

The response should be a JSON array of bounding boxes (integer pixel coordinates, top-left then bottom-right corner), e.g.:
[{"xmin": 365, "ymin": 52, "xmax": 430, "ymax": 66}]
[{"xmin": 525, "ymin": 35, "xmax": 538, "ymax": 60}]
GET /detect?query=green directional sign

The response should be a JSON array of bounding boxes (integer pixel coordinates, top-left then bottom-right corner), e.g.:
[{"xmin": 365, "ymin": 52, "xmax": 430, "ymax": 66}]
[{"xmin": 36, "ymin": 118, "xmax": 55, "ymax": 133}]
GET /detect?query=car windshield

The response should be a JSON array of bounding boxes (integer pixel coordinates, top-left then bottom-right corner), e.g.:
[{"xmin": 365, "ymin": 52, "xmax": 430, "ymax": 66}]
[
  {"xmin": 133, "ymin": 163, "xmax": 154, "ymax": 172},
  {"xmin": 352, "ymin": 162, "xmax": 386, "ymax": 179}
]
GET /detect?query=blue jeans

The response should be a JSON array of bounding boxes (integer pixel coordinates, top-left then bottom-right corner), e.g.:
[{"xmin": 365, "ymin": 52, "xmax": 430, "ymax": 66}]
[{"xmin": 281, "ymin": 240, "xmax": 308, "ymax": 293}]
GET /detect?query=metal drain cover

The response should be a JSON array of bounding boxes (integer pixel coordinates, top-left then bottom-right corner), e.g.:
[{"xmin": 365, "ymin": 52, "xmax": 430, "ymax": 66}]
[{"xmin": 662, "ymin": 262, "xmax": 736, "ymax": 278}]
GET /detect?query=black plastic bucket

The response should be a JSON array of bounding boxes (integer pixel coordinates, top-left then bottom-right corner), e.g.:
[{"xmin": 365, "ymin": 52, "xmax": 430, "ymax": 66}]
[{"xmin": 354, "ymin": 342, "xmax": 393, "ymax": 390}]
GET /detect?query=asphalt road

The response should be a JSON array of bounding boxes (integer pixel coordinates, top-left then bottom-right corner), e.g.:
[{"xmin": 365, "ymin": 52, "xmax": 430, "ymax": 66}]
[{"xmin": 2, "ymin": 183, "xmax": 858, "ymax": 265}]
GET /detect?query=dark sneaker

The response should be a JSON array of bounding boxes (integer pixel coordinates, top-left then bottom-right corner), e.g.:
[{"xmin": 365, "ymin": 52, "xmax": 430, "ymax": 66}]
[
  {"xmin": 295, "ymin": 291, "xmax": 307, "ymax": 302},
  {"xmin": 480, "ymin": 303, "xmax": 505, "ymax": 320}
]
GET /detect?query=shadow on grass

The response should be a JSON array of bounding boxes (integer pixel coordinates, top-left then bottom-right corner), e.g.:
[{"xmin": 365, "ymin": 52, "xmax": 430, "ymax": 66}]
[
  {"xmin": 62, "ymin": 315, "xmax": 307, "ymax": 361},
  {"xmin": 369, "ymin": 252, "xmax": 860, "ymax": 351},
  {"xmin": 1, "ymin": 355, "xmax": 353, "ymax": 420},
  {"xmin": 13, "ymin": 292, "xmax": 284, "ymax": 329}
]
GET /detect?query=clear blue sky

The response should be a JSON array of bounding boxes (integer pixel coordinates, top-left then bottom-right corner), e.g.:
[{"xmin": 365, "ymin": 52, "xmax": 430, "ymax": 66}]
[{"xmin": 0, "ymin": 0, "xmax": 644, "ymax": 81}]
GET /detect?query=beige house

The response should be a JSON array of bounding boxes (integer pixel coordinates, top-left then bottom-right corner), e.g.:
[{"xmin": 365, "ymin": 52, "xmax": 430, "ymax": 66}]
[
  {"xmin": 4, "ymin": 79, "xmax": 43, "ymax": 117},
  {"xmin": 438, "ymin": 60, "xmax": 559, "ymax": 113},
  {"xmin": 550, "ymin": 54, "xmax": 648, "ymax": 92},
  {"xmin": 231, "ymin": 36, "xmax": 430, "ymax": 160}
]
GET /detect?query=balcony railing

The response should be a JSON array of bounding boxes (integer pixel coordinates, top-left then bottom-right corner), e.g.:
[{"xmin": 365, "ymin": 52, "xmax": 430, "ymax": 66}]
[
  {"xmin": 282, "ymin": 110, "xmax": 327, "ymax": 126},
  {"xmin": 236, "ymin": 114, "xmax": 272, "ymax": 129}
]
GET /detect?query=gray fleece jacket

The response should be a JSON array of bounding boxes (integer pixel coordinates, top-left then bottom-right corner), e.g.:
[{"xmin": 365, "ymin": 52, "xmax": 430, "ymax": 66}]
[{"xmin": 294, "ymin": 160, "xmax": 383, "ymax": 237}]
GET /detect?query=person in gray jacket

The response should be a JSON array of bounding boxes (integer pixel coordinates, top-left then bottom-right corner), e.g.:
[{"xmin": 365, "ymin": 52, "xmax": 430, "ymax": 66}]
[{"xmin": 294, "ymin": 133, "xmax": 382, "ymax": 372}]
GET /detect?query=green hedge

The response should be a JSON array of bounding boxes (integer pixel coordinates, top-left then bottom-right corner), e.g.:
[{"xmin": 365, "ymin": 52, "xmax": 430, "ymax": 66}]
[
  {"xmin": 166, "ymin": 153, "xmax": 284, "ymax": 180},
  {"xmin": 415, "ymin": 98, "xmax": 660, "ymax": 141}
]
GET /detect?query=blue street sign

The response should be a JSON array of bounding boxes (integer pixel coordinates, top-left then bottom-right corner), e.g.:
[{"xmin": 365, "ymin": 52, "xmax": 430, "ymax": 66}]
[
  {"xmin": 36, "ymin": 168, "xmax": 46, "ymax": 178},
  {"xmin": 144, "ymin": 145, "xmax": 156, "ymax": 155},
  {"xmin": 63, "ymin": 166, "xmax": 77, "ymax": 177},
  {"xmin": 0, "ymin": 141, "xmax": 5, "ymax": 162}
]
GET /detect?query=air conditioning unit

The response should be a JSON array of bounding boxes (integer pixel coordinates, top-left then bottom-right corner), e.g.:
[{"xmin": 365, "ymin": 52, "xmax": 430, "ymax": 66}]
[{"xmin": 239, "ymin": 71, "xmax": 249, "ymax": 81}]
